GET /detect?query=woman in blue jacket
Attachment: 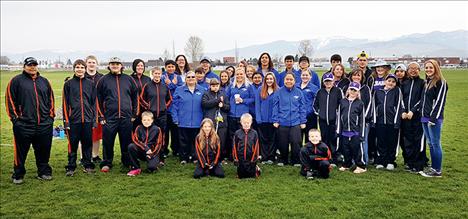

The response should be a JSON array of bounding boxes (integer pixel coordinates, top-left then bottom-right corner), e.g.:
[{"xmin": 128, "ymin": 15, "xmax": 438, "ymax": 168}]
[
  {"xmin": 296, "ymin": 69, "xmax": 320, "ymax": 144},
  {"xmin": 171, "ymin": 71, "xmax": 205, "ymax": 164},
  {"xmin": 255, "ymin": 72, "xmax": 279, "ymax": 164},
  {"xmin": 273, "ymin": 73, "xmax": 307, "ymax": 166},
  {"xmin": 257, "ymin": 52, "xmax": 280, "ymax": 80},
  {"xmin": 226, "ymin": 67, "xmax": 255, "ymax": 161},
  {"xmin": 419, "ymin": 60, "xmax": 448, "ymax": 178}
]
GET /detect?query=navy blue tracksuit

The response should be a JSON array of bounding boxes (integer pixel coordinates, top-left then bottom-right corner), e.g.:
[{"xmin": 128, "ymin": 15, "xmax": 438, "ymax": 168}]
[
  {"xmin": 300, "ymin": 142, "xmax": 332, "ymax": 178},
  {"xmin": 233, "ymin": 129, "xmax": 260, "ymax": 178},
  {"xmin": 6, "ymin": 71, "xmax": 55, "ymax": 179},
  {"xmin": 63, "ymin": 75, "xmax": 96, "ymax": 171},
  {"xmin": 97, "ymin": 72, "xmax": 139, "ymax": 168},
  {"xmin": 194, "ymin": 135, "xmax": 224, "ymax": 178},
  {"xmin": 128, "ymin": 124, "xmax": 162, "ymax": 171}
]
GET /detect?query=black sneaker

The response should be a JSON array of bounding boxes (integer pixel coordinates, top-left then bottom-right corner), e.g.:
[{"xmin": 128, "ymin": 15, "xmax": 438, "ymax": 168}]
[
  {"xmin": 37, "ymin": 175, "xmax": 53, "ymax": 180},
  {"xmin": 12, "ymin": 178, "xmax": 24, "ymax": 184},
  {"xmin": 92, "ymin": 156, "xmax": 102, "ymax": 163},
  {"xmin": 66, "ymin": 170, "xmax": 75, "ymax": 176},
  {"xmin": 83, "ymin": 168, "xmax": 95, "ymax": 174},
  {"xmin": 420, "ymin": 168, "xmax": 442, "ymax": 178}
]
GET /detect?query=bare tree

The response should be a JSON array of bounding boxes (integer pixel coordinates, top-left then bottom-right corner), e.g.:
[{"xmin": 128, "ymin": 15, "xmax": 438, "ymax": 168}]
[
  {"xmin": 0, "ymin": 56, "xmax": 10, "ymax": 65},
  {"xmin": 184, "ymin": 36, "xmax": 204, "ymax": 62},
  {"xmin": 162, "ymin": 49, "xmax": 171, "ymax": 61},
  {"xmin": 298, "ymin": 40, "xmax": 314, "ymax": 57}
]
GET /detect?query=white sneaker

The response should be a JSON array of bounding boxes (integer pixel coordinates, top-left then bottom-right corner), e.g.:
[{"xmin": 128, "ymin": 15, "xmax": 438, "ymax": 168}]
[
  {"xmin": 353, "ymin": 167, "xmax": 367, "ymax": 174},
  {"xmin": 339, "ymin": 167, "xmax": 349, "ymax": 171},
  {"xmin": 376, "ymin": 164, "xmax": 384, "ymax": 169},
  {"xmin": 293, "ymin": 164, "xmax": 301, "ymax": 167},
  {"xmin": 277, "ymin": 162, "xmax": 284, "ymax": 167},
  {"xmin": 330, "ymin": 164, "xmax": 337, "ymax": 168},
  {"xmin": 266, "ymin": 160, "xmax": 274, "ymax": 165},
  {"xmin": 386, "ymin": 164, "xmax": 395, "ymax": 171}
]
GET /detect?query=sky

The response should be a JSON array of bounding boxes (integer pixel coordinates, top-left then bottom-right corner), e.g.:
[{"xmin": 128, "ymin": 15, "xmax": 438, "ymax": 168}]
[{"xmin": 1, "ymin": 1, "xmax": 468, "ymax": 54}]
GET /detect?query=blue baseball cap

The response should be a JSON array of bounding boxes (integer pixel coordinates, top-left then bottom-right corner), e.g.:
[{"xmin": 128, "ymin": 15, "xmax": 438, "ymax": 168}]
[
  {"xmin": 322, "ymin": 73, "xmax": 334, "ymax": 82},
  {"xmin": 386, "ymin": 74, "xmax": 398, "ymax": 81},
  {"xmin": 349, "ymin": 82, "xmax": 361, "ymax": 90}
]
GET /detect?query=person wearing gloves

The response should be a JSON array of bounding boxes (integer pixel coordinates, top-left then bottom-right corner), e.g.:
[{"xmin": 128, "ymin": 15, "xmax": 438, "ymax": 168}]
[
  {"xmin": 313, "ymin": 73, "xmax": 343, "ymax": 166},
  {"xmin": 96, "ymin": 57, "xmax": 139, "ymax": 172},
  {"xmin": 372, "ymin": 74, "xmax": 404, "ymax": 171},
  {"xmin": 255, "ymin": 72, "xmax": 279, "ymax": 164},
  {"xmin": 201, "ymin": 78, "xmax": 230, "ymax": 162},
  {"xmin": 193, "ymin": 119, "xmax": 225, "ymax": 178},
  {"xmin": 171, "ymin": 71, "xmax": 204, "ymax": 164},
  {"xmin": 419, "ymin": 60, "xmax": 448, "ymax": 178},
  {"xmin": 232, "ymin": 113, "xmax": 261, "ymax": 179},
  {"xmin": 337, "ymin": 82, "xmax": 367, "ymax": 174},
  {"xmin": 272, "ymin": 73, "xmax": 307, "ymax": 166},
  {"xmin": 299, "ymin": 129, "xmax": 332, "ymax": 180},
  {"xmin": 6, "ymin": 57, "xmax": 55, "ymax": 184},
  {"xmin": 127, "ymin": 111, "xmax": 163, "ymax": 176},
  {"xmin": 62, "ymin": 59, "xmax": 96, "ymax": 176}
]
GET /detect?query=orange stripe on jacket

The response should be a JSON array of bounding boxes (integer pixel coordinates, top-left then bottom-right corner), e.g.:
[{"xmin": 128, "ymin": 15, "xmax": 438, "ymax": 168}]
[{"xmin": 5, "ymin": 80, "xmax": 18, "ymax": 119}]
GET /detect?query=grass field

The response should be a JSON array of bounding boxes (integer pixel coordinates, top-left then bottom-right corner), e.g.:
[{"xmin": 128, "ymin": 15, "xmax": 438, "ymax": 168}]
[{"xmin": 1, "ymin": 69, "xmax": 467, "ymax": 218}]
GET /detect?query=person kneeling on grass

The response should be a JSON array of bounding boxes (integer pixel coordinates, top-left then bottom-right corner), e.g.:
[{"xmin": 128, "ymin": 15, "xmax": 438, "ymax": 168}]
[
  {"xmin": 232, "ymin": 113, "xmax": 261, "ymax": 179},
  {"xmin": 193, "ymin": 118, "xmax": 225, "ymax": 179},
  {"xmin": 300, "ymin": 129, "xmax": 332, "ymax": 180},
  {"xmin": 127, "ymin": 111, "xmax": 163, "ymax": 176}
]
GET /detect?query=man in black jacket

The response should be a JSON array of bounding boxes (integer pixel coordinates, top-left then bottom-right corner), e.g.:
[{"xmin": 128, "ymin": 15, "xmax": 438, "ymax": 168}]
[
  {"xmin": 5, "ymin": 57, "xmax": 55, "ymax": 184},
  {"xmin": 96, "ymin": 57, "xmax": 139, "ymax": 172}
]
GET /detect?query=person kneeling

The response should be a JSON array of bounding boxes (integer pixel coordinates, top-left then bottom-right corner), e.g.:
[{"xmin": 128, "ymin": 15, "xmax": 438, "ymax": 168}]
[
  {"xmin": 127, "ymin": 111, "xmax": 163, "ymax": 176},
  {"xmin": 300, "ymin": 129, "xmax": 332, "ymax": 180},
  {"xmin": 193, "ymin": 119, "xmax": 225, "ymax": 179},
  {"xmin": 233, "ymin": 113, "xmax": 261, "ymax": 179}
]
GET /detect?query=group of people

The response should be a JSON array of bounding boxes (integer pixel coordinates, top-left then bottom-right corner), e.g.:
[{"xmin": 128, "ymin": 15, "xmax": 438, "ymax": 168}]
[{"xmin": 5, "ymin": 51, "xmax": 448, "ymax": 184}]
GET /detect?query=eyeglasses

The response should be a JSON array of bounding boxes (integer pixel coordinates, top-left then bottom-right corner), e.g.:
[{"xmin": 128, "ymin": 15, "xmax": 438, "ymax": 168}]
[{"xmin": 186, "ymin": 76, "xmax": 195, "ymax": 79}]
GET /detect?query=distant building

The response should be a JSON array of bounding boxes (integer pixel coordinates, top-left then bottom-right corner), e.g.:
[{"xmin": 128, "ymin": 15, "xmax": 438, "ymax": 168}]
[{"xmin": 223, "ymin": 57, "xmax": 235, "ymax": 64}]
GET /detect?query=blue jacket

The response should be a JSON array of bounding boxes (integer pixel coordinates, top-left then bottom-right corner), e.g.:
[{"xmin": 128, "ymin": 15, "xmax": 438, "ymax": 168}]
[
  {"xmin": 226, "ymin": 83, "xmax": 255, "ymax": 118},
  {"xmin": 296, "ymin": 81, "xmax": 319, "ymax": 116},
  {"xmin": 255, "ymin": 86, "xmax": 276, "ymax": 124},
  {"xmin": 272, "ymin": 86, "xmax": 307, "ymax": 126},
  {"xmin": 278, "ymin": 68, "xmax": 299, "ymax": 87},
  {"xmin": 249, "ymin": 84, "xmax": 261, "ymax": 119},
  {"xmin": 170, "ymin": 85, "xmax": 204, "ymax": 128},
  {"xmin": 205, "ymin": 70, "xmax": 220, "ymax": 81},
  {"xmin": 197, "ymin": 80, "xmax": 209, "ymax": 91},
  {"xmin": 257, "ymin": 67, "xmax": 280, "ymax": 83},
  {"xmin": 162, "ymin": 72, "xmax": 183, "ymax": 94}
]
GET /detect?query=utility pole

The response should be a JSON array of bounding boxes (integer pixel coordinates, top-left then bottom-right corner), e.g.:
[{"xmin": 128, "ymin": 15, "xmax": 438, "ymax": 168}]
[
  {"xmin": 172, "ymin": 40, "xmax": 175, "ymax": 59},
  {"xmin": 235, "ymin": 40, "xmax": 239, "ymax": 63}
]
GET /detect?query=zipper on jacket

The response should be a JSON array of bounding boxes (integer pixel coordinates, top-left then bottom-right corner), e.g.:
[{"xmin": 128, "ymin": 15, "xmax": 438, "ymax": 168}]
[
  {"xmin": 347, "ymin": 100, "xmax": 352, "ymax": 131},
  {"xmin": 326, "ymin": 91, "xmax": 330, "ymax": 125},
  {"xmin": 408, "ymin": 80, "xmax": 414, "ymax": 112},
  {"xmin": 156, "ymin": 83, "xmax": 160, "ymax": 118},
  {"xmin": 116, "ymin": 75, "xmax": 121, "ymax": 118},
  {"xmin": 80, "ymin": 78, "xmax": 84, "ymax": 123},
  {"xmin": 33, "ymin": 79, "xmax": 41, "ymax": 125},
  {"xmin": 383, "ymin": 91, "xmax": 387, "ymax": 124},
  {"xmin": 244, "ymin": 130, "xmax": 248, "ymax": 160}
]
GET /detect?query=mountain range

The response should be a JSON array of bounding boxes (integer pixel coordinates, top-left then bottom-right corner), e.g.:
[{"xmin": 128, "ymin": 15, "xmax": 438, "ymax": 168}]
[{"xmin": 3, "ymin": 30, "xmax": 467, "ymax": 63}]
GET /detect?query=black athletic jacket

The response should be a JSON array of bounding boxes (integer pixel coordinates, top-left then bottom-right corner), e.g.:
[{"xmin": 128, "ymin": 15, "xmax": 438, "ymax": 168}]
[
  {"xmin": 201, "ymin": 90, "xmax": 230, "ymax": 129},
  {"xmin": 337, "ymin": 98, "xmax": 365, "ymax": 138},
  {"xmin": 359, "ymin": 85, "xmax": 373, "ymax": 122},
  {"xmin": 96, "ymin": 72, "xmax": 139, "ymax": 121},
  {"xmin": 313, "ymin": 87, "xmax": 343, "ymax": 124},
  {"xmin": 401, "ymin": 76, "xmax": 425, "ymax": 115},
  {"xmin": 303, "ymin": 142, "xmax": 331, "ymax": 161},
  {"xmin": 232, "ymin": 129, "xmax": 260, "ymax": 162},
  {"xmin": 131, "ymin": 73, "xmax": 152, "ymax": 92},
  {"xmin": 140, "ymin": 80, "xmax": 172, "ymax": 118},
  {"xmin": 85, "ymin": 71, "xmax": 103, "ymax": 84},
  {"xmin": 421, "ymin": 79, "xmax": 448, "ymax": 123},
  {"xmin": 195, "ymin": 135, "xmax": 221, "ymax": 168},
  {"xmin": 62, "ymin": 75, "xmax": 96, "ymax": 125},
  {"xmin": 132, "ymin": 124, "xmax": 162, "ymax": 157},
  {"xmin": 5, "ymin": 71, "xmax": 55, "ymax": 125},
  {"xmin": 372, "ymin": 87, "xmax": 404, "ymax": 127}
]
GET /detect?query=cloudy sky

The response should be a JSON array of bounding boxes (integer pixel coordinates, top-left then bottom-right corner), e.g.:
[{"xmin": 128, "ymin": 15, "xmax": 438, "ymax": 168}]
[{"xmin": 1, "ymin": 1, "xmax": 467, "ymax": 54}]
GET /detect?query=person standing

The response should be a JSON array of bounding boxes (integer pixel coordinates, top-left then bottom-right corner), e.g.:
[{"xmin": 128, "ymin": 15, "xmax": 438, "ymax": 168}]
[
  {"xmin": 6, "ymin": 57, "xmax": 55, "ymax": 184},
  {"xmin": 96, "ymin": 57, "xmax": 139, "ymax": 172}
]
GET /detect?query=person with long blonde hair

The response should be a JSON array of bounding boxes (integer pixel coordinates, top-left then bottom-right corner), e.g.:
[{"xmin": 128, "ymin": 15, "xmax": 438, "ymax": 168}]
[
  {"xmin": 193, "ymin": 119, "xmax": 225, "ymax": 178},
  {"xmin": 419, "ymin": 60, "xmax": 448, "ymax": 178}
]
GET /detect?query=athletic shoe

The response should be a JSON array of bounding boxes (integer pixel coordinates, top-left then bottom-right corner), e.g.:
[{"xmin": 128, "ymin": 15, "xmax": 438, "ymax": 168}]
[
  {"xmin": 100, "ymin": 165, "xmax": 110, "ymax": 173},
  {"xmin": 375, "ymin": 164, "xmax": 385, "ymax": 169},
  {"xmin": 420, "ymin": 168, "xmax": 442, "ymax": 178},
  {"xmin": 409, "ymin": 168, "xmax": 420, "ymax": 174},
  {"xmin": 12, "ymin": 178, "xmax": 24, "ymax": 184},
  {"xmin": 277, "ymin": 162, "xmax": 284, "ymax": 167},
  {"xmin": 386, "ymin": 164, "xmax": 395, "ymax": 171},
  {"xmin": 266, "ymin": 160, "xmax": 274, "ymax": 165},
  {"xmin": 83, "ymin": 168, "xmax": 95, "ymax": 174},
  {"xmin": 127, "ymin": 169, "xmax": 141, "ymax": 176},
  {"xmin": 37, "ymin": 175, "xmax": 53, "ymax": 180},
  {"xmin": 339, "ymin": 167, "xmax": 349, "ymax": 171},
  {"xmin": 368, "ymin": 158, "xmax": 375, "ymax": 165},
  {"xmin": 404, "ymin": 164, "xmax": 410, "ymax": 171},
  {"xmin": 222, "ymin": 160, "xmax": 228, "ymax": 165},
  {"xmin": 65, "ymin": 170, "xmax": 75, "ymax": 177},
  {"xmin": 306, "ymin": 171, "xmax": 314, "ymax": 180},
  {"xmin": 261, "ymin": 161, "xmax": 266, "ymax": 165},
  {"xmin": 92, "ymin": 156, "xmax": 102, "ymax": 163},
  {"xmin": 256, "ymin": 165, "xmax": 262, "ymax": 177},
  {"xmin": 180, "ymin": 160, "xmax": 187, "ymax": 165},
  {"xmin": 353, "ymin": 167, "xmax": 367, "ymax": 174},
  {"xmin": 159, "ymin": 161, "xmax": 165, "ymax": 166},
  {"xmin": 330, "ymin": 163, "xmax": 337, "ymax": 168},
  {"xmin": 293, "ymin": 164, "xmax": 301, "ymax": 167}
]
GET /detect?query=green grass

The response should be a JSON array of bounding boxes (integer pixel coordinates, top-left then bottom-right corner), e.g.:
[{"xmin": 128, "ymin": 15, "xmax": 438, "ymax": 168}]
[{"xmin": 1, "ymin": 69, "xmax": 467, "ymax": 218}]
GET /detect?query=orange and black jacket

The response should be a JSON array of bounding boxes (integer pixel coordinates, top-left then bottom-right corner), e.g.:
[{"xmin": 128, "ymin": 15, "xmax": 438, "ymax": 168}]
[
  {"xmin": 96, "ymin": 72, "xmax": 139, "ymax": 121},
  {"xmin": 132, "ymin": 124, "xmax": 162, "ymax": 157},
  {"xmin": 140, "ymin": 80, "xmax": 172, "ymax": 118},
  {"xmin": 85, "ymin": 71, "xmax": 103, "ymax": 84},
  {"xmin": 303, "ymin": 142, "xmax": 331, "ymax": 161},
  {"xmin": 5, "ymin": 71, "xmax": 55, "ymax": 125},
  {"xmin": 232, "ymin": 129, "xmax": 260, "ymax": 162},
  {"xmin": 62, "ymin": 75, "xmax": 96, "ymax": 125},
  {"xmin": 131, "ymin": 73, "xmax": 152, "ymax": 93},
  {"xmin": 195, "ymin": 135, "xmax": 221, "ymax": 168}
]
